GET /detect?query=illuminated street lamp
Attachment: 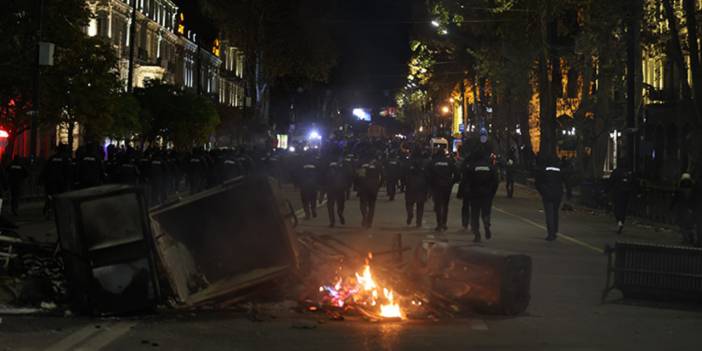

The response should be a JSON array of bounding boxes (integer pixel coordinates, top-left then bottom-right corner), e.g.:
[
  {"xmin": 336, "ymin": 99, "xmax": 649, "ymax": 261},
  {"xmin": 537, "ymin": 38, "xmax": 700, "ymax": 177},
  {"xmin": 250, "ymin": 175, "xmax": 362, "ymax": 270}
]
[
  {"xmin": 440, "ymin": 29, "xmax": 448, "ymax": 35},
  {"xmin": 431, "ymin": 20, "xmax": 440, "ymax": 27},
  {"xmin": 441, "ymin": 105, "xmax": 451, "ymax": 114}
]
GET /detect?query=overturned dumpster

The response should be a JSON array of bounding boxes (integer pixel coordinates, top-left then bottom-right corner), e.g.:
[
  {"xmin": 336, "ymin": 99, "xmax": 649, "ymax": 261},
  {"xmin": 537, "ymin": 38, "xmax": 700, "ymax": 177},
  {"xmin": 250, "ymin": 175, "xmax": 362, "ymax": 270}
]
[
  {"xmin": 149, "ymin": 176, "xmax": 299, "ymax": 307},
  {"xmin": 411, "ymin": 240, "xmax": 532, "ymax": 315},
  {"xmin": 54, "ymin": 185, "xmax": 160, "ymax": 315}
]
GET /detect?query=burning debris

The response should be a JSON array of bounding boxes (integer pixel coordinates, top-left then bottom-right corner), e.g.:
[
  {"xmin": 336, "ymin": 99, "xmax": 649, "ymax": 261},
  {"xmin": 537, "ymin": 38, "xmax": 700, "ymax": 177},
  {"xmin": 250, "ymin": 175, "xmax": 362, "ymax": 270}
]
[{"xmin": 316, "ymin": 254, "xmax": 405, "ymax": 320}]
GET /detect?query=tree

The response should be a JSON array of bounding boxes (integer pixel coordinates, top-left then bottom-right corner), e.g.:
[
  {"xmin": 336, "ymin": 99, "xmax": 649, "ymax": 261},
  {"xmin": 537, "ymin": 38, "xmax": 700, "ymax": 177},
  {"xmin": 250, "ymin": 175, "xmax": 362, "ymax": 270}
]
[
  {"xmin": 42, "ymin": 36, "xmax": 122, "ymax": 147},
  {"xmin": 0, "ymin": 0, "xmax": 91, "ymax": 158},
  {"xmin": 134, "ymin": 81, "xmax": 220, "ymax": 150}
]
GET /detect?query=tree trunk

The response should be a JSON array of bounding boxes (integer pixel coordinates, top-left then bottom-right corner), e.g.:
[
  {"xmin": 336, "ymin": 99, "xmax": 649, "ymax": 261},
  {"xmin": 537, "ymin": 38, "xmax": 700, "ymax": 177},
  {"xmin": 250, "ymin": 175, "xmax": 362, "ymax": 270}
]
[
  {"xmin": 67, "ymin": 121, "xmax": 75, "ymax": 155},
  {"xmin": 538, "ymin": 14, "xmax": 558, "ymax": 160},
  {"xmin": 662, "ymin": 0, "xmax": 692, "ymax": 99}
]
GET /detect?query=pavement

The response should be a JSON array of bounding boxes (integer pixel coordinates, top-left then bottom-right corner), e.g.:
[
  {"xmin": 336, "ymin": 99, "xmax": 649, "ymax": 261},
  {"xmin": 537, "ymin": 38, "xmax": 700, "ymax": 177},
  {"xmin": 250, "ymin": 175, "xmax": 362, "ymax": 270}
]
[{"xmin": 1, "ymin": 183, "xmax": 701, "ymax": 350}]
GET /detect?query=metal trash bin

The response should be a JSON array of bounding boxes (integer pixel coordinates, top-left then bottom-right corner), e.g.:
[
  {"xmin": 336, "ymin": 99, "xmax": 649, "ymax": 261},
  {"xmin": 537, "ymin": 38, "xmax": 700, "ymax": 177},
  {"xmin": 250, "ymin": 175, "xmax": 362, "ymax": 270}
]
[
  {"xmin": 149, "ymin": 176, "xmax": 298, "ymax": 307},
  {"xmin": 54, "ymin": 185, "xmax": 160, "ymax": 315},
  {"xmin": 414, "ymin": 241, "xmax": 532, "ymax": 315}
]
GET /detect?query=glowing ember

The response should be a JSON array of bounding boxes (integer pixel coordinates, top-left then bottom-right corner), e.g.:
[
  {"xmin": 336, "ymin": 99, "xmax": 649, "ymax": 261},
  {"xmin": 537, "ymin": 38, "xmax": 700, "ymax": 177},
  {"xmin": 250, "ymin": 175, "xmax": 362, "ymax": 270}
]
[{"xmin": 318, "ymin": 254, "xmax": 405, "ymax": 320}]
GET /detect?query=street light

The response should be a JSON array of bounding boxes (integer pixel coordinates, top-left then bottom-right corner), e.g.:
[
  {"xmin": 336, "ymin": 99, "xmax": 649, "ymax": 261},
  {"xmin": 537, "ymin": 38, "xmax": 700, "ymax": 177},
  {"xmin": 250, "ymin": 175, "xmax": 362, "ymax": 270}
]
[
  {"xmin": 441, "ymin": 105, "xmax": 450, "ymax": 114},
  {"xmin": 440, "ymin": 29, "xmax": 448, "ymax": 35},
  {"xmin": 431, "ymin": 20, "xmax": 440, "ymax": 27}
]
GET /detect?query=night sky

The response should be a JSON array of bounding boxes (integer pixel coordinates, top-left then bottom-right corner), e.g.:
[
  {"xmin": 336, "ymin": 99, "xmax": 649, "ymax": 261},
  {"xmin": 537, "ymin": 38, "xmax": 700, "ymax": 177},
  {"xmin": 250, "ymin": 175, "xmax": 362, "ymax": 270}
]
[{"xmin": 328, "ymin": 0, "xmax": 415, "ymax": 109}]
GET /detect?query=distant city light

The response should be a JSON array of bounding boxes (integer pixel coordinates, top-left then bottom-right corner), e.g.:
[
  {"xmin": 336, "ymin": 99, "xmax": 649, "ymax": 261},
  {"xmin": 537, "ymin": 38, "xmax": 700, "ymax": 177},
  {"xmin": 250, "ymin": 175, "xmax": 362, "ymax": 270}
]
[
  {"xmin": 441, "ymin": 105, "xmax": 450, "ymax": 114},
  {"xmin": 431, "ymin": 20, "xmax": 440, "ymax": 27},
  {"xmin": 419, "ymin": 126, "xmax": 424, "ymax": 133},
  {"xmin": 353, "ymin": 108, "xmax": 371, "ymax": 121},
  {"xmin": 308, "ymin": 130, "xmax": 322, "ymax": 140},
  {"xmin": 288, "ymin": 146, "xmax": 296, "ymax": 153},
  {"xmin": 440, "ymin": 29, "xmax": 448, "ymax": 35}
]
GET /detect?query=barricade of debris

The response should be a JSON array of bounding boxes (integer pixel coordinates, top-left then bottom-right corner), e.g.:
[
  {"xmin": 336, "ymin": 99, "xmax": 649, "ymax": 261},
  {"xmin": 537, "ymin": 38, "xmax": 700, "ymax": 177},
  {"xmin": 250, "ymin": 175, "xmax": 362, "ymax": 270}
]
[{"xmin": 2, "ymin": 175, "xmax": 533, "ymax": 323}]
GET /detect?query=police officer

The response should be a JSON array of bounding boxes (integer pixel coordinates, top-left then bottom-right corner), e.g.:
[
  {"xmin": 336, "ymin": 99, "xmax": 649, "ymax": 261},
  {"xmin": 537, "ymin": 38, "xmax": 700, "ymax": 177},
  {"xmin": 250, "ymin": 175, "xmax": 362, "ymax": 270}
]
[
  {"xmin": 343, "ymin": 153, "xmax": 356, "ymax": 200},
  {"xmin": 535, "ymin": 156, "xmax": 564, "ymax": 241},
  {"xmin": 404, "ymin": 148, "xmax": 429, "ymax": 227},
  {"xmin": 323, "ymin": 152, "xmax": 348, "ymax": 227},
  {"xmin": 116, "ymin": 152, "xmax": 140, "ymax": 185},
  {"xmin": 609, "ymin": 161, "xmax": 635, "ymax": 234},
  {"xmin": 458, "ymin": 155, "xmax": 472, "ymax": 230},
  {"xmin": 6, "ymin": 157, "xmax": 28, "ymax": 216},
  {"xmin": 671, "ymin": 173, "xmax": 697, "ymax": 246},
  {"xmin": 384, "ymin": 153, "xmax": 402, "ymax": 201},
  {"xmin": 355, "ymin": 154, "xmax": 383, "ymax": 228},
  {"xmin": 76, "ymin": 142, "xmax": 104, "ymax": 189},
  {"xmin": 428, "ymin": 148, "xmax": 457, "ymax": 232},
  {"xmin": 466, "ymin": 150, "xmax": 499, "ymax": 242},
  {"xmin": 297, "ymin": 154, "xmax": 320, "ymax": 220},
  {"xmin": 41, "ymin": 144, "xmax": 73, "ymax": 216},
  {"xmin": 149, "ymin": 151, "xmax": 167, "ymax": 204},
  {"xmin": 187, "ymin": 149, "xmax": 207, "ymax": 194},
  {"xmin": 505, "ymin": 158, "xmax": 515, "ymax": 198}
]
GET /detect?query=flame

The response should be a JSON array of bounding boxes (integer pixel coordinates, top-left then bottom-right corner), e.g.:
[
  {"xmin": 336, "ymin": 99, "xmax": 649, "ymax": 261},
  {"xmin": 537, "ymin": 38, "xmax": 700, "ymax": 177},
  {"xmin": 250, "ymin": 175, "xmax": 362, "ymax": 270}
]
[
  {"xmin": 379, "ymin": 288, "xmax": 403, "ymax": 318},
  {"xmin": 319, "ymin": 254, "xmax": 405, "ymax": 320}
]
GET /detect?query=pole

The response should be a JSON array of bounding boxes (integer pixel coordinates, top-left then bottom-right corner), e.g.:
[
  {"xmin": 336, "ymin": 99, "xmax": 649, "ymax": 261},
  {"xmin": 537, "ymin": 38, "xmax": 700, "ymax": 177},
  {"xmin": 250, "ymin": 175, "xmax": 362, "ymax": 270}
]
[
  {"xmin": 127, "ymin": 0, "xmax": 138, "ymax": 92},
  {"xmin": 30, "ymin": 0, "xmax": 44, "ymax": 160}
]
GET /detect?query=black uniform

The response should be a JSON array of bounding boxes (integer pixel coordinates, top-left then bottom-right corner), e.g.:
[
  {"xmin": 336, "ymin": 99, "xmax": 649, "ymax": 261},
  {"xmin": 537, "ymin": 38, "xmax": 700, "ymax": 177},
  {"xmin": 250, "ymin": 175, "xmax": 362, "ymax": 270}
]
[
  {"xmin": 355, "ymin": 160, "xmax": 383, "ymax": 228},
  {"xmin": 41, "ymin": 150, "xmax": 73, "ymax": 215},
  {"xmin": 384, "ymin": 157, "xmax": 402, "ymax": 201},
  {"xmin": 298, "ymin": 159, "xmax": 320, "ymax": 219},
  {"xmin": 116, "ymin": 157, "xmax": 140, "ymax": 185},
  {"xmin": 671, "ymin": 177, "xmax": 697, "ymax": 246},
  {"xmin": 609, "ymin": 166, "xmax": 635, "ymax": 233},
  {"xmin": 343, "ymin": 154, "xmax": 356, "ymax": 200},
  {"xmin": 505, "ymin": 159, "xmax": 515, "ymax": 198},
  {"xmin": 458, "ymin": 159, "xmax": 472, "ymax": 229},
  {"xmin": 535, "ymin": 162, "xmax": 564, "ymax": 241},
  {"xmin": 466, "ymin": 158, "xmax": 499, "ymax": 241},
  {"xmin": 6, "ymin": 159, "xmax": 28, "ymax": 216},
  {"xmin": 76, "ymin": 152, "xmax": 104, "ymax": 189},
  {"xmin": 149, "ymin": 154, "xmax": 167, "ymax": 204},
  {"xmin": 187, "ymin": 154, "xmax": 207, "ymax": 194},
  {"xmin": 323, "ymin": 159, "xmax": 348, "ymax": 227},
  {"xmin": 428, "ymin": 153, "xmax": 457, "ymax": 231},
  {"xmin": 404, "ymin": 156, "xmax": 429, "ymax": 227}
]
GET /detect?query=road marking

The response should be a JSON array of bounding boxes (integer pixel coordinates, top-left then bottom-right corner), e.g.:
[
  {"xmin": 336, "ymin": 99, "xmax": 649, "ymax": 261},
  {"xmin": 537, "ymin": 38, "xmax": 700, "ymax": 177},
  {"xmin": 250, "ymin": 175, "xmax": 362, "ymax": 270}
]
[
  {"xmin": 45, "ymin": 324, "xmax": 102, "ymax": 351},
  {"xmin": 493, "ymin": 206, "xmax": 604, "ymax": 254},
  {"xmin": 45, "ymin": 321, "xmax": 137, "ymax": 351},
  {"xmin": 470, "ymin": 319, "xmax": 488, "ymax": 331},
  {"xmin": 75, "ymin": 321, "xmax": 137, "ymax": 350},
  {"xmin": 295, "ymin": 199, "xmax": 328, "ymax": 217}
]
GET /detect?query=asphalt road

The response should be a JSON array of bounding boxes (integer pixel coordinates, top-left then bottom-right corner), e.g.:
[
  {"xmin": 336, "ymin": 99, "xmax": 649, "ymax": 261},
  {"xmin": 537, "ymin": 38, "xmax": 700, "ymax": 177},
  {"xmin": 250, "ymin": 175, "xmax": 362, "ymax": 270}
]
[{"xmin": 2, "ymin": 183, "xmax": 701, "ymax": 351}]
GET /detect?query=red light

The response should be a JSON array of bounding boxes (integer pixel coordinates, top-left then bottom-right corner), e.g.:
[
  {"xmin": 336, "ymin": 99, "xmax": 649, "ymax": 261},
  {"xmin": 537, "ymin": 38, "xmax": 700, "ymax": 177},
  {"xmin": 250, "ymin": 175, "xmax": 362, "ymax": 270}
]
[{"xmin": 0, "ymin": 130, "xmax": 9, "ymax": 138}]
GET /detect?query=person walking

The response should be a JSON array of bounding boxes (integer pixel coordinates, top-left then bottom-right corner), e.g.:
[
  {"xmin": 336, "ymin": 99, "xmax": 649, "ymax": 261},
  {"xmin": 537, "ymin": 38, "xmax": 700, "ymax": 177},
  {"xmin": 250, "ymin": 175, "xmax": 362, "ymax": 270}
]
[
  {"xmin": 535, "ymin": 156, "xmax": 564, "ymax": 241},
  {"xmin": 505, "ymin": 158, "xmax": 515, "ymax": 198},
  {"xmin": 458, "ymin": 155, "xmax": 472, "ymax": 231},
  {"xmin": 404, "ymin": 149, "xmax": 430, "ymax": 227},
  {"xmin": 609, "ymin": 160, "xmax": 636, "ymax": 234},
  {"xmin": 384, "ymin": 153, "xmax": 402, "ymax": 201},
  {"xmin": 355, "ymin": 154, "xmax": 383, "ymax": 228},
  {"xmin": 323, "ymin": 152, "xmax": 348, "ymax": 227},
  {"xmin": 428, "ymin": 148, "xmax": 457, "ymax": 232},
  {"xmin": 297, "ymin": 153, "xmax": 320, "ymax": 220},
  {"xmin": 466, "ymin": 150, "xmax": 499, "ymax": 242}
]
